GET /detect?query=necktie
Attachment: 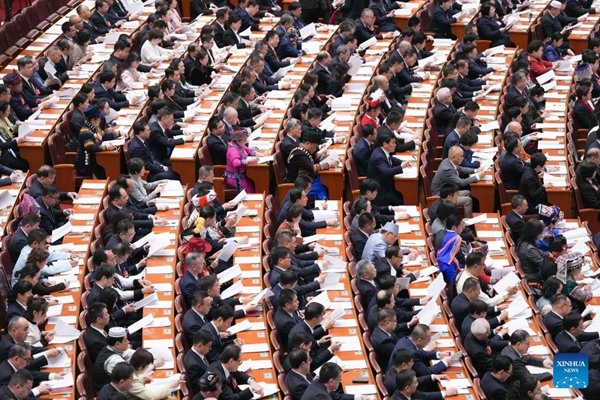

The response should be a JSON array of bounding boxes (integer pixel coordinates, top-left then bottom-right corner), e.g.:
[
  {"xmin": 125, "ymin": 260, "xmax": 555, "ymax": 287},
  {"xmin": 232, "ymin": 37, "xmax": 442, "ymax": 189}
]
[
  {"xmin": 388, "ymin": 155, "xmax": 393, "ymax": 166},
  {"xmin": 28, "ymin": 79, "xmax": 40, "ymax": 96},
  {"xmin": 229, "ymin": 375, "xmax": 238, "ymax": 390},
  {"xmin": 0, "ymin": 137, "xmax": 16, "ymax": 158}
]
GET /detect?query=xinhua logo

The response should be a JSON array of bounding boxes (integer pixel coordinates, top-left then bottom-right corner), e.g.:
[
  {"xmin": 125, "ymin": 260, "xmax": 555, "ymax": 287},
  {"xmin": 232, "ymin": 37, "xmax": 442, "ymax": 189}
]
[{"xmin": 553, "ymin": 353, "xmax": 588, "ymax": 388}]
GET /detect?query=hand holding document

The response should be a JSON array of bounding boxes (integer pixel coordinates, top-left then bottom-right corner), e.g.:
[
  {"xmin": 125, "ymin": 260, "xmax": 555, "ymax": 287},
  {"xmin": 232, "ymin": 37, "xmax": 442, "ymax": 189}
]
[
  {"xmin": 49, "ymin": 319, "xmax": 80, "ymax": 344},
  {"xmin": 493, "ymin": 271, "xmax": 520, "ymax": 294}
]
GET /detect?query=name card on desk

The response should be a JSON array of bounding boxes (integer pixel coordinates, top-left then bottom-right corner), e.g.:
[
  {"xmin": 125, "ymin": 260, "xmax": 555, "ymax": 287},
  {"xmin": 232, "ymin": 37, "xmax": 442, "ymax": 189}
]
[
  {"xmin": 241, "ymin": 343, "xmax": 270, "ymax": 353},
  {"xmin": 345, "ymin": 385, "xmax": 377, "ymax": 395},
  {"xmin": 170, "ymin": 147, "xmax": 196, "ymax": 159}
]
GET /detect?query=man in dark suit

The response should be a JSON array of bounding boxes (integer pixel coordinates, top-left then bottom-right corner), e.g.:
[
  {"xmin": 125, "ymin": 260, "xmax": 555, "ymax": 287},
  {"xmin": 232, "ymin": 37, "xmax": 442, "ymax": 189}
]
[
  {"xmin": 208, "ymin": 344, "xmax": 263, "ymax": 400},
  {"xmin": 542, "ymin": 2, "xmax": 567, "ymax": 38},
  {"xmin": 500, "ymin": 330, "xmax": 553, "ymax": 384},
  {"xmin": 555, "ymin": 311, "xmax": 593, "ymax": 353},
  {"xmin": 450, "ymin": 278, "xmax": 486, "ymax": 327},
  {"xmin": 370, "ymin": 309, "xmax": 398, "ymax": 368},
  {"xmin": 5, "ymin": 293, "xmax": 27, "ymax": 328},
  {"xmin": 544, "ymin": 293, "xmax": 600, "ymax": 342},
  {"xmin": 274, "ymin": 289, "xmax": 303, "ymax": 350},
  {"xmin": 182, "ymin": 291, "xmax": 212, "ymax": 346},
  {"xmin": 390, "ymin": 324, "xmax": 458, "ymax": 375},
  {"xmin": 433, "ymin": 87, "xmax": 457, "ymax": 136},
  {"xmin": 379, "ymin": 110, "xmax": 416, "ymax": 154},
  {"xmin": 264, "ymin": 31, "xmax": 294, "ymax": 73},
  {"xmin": 234, "ymin": 0, "xmax": 261, "ymax": 32},
  {"xmin": 180, "ymin": 252, "xmax": 211, "ymax": 309},
  {"xmin": 299, "ymin": 362, "xmax": 353, "ymax": 400},
  {"xmin": 36, "ymin": 185, "xmax": 71, "ymax": 238},
  {"xmin": 0, "ymin": 344, "xmax": 50, "ymax": 386},
  {"xmin": 69, "ymin": 93, "xmax": 89, "ymax": 138},
  {"xmin": 506, "ymin": 195, "xmax": 530, "ymax": 243},
  {"xmin": 236, "ymin": 83, "xmax": 262, "ymax": 129},
  {"xmin": 83, "ymin": 303, "xmax": 109, "ymax": 363},
  {"xmin": 366, "ymin": 131, "xmax": 410, "ymax": 206},
  {"xmin": 463, "ymin": 318, "xmax": 508, "ymax": 376},
  {"xmin": 200, "ymin": 305, "xmax": 236, "ymax": 363},
  {"xmin": 288, "ymin": 303, "xmax": 337, "ymax": 362},
  {"xmin": 148, "ymin": 108, "xmax": 193, "ymax": 165},
  {"xmin": 396, "ymin": 49, "xmax": 424, "ymax": 88},
  {"xmin": 96, "ymin": 362, "xmax": 135, "ymax": 400},
  {"xmin": 184, "ymin": 330, "xmax": 213, "ymax": 394},
  {"xmin": 0, "ymin": 317, "xmax": 48, "ymax": 369},
  {"xmin": 350, "ymin": 213, "xmax": 376, "ymax": 263},
  {"xmin": 16, "ymin": 58, "xmax": 52, "ymax": 107},
  {"xmin": 128, "ymin": 121, "xmax": 181, "ymax": 182},
  {"xmin": 93, "ymin": 71, "xmax": 130, "ymax": 111},
  {"xmin": 505, "ymin": 71, "xmax": 529, "ymax": 108},
  {"xmin": 281, "ymin": 118, "xmax": 302, "ymax": 166},
  {"xmin": 212, "ymin": 10, "xmax": 228, "ymax": 45},
  {"xmin": 353, "ymin": 124, "xmax": 376, "ymax": 177},
  {"xmin": 500, "ymin": 135, "xmax": 529, "ymax": 190},
  {"xmin": 390, "ymin": 370, "xmax": 423, "ymax": 400},
  {"xmin": 354, "ymin": 9, "xmax": 387, "ymax": 44},
  {"xmin": 90, "ymin": 1, "xmax": 114, "ymax": 35},
  {"xmin": 103, "ymin": 185, "xmax": 154, "ymax": 237},
  {"xmin": 312, "ymin": 52, "xmax": 334, "ymax": 94},
  {"xmin": 0, "ymin": 371, "xmax": 37, "ymax": 400},
  {"xmin": 385, "ymin": 348, "xmax": 451, "ymax": 397},
  {"xmin": 442, "ymin": 116, "xmax": 471, "ymax": 158},
  {"xmin": 285, "ymin": 349, "xmax": 315, "ymax": 400},
  {"xmin": 481, "ymin": 356, "xmax": 513, "ymax": 400},
  {"xmin": 429, "ymin": 0, "xmax": 458, "ymax": 39},
  {"xmin": 355, "ymin": 260, "xmax": 379, "ymax": 310},
  {"xmin": 8, "ymin": 214, "xmax": 39, "ymax": 263}
]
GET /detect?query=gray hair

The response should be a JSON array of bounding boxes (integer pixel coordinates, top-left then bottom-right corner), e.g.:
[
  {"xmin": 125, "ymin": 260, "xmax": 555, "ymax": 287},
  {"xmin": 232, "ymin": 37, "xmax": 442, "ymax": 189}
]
[
  {"xmin": 8, "ymin": 343, "xmax": 31, "ymax": 358},
  {"xmin": 471, "ymin": 318, "xmax": 489, "ymax": 335},
  {"xmin": 280, "ymin": 13, "xmax": 294, "ymax": 26},
  {"xmin": 356, "ymin": 260, "xmax": 373, "ymax": 277},
  {"xmin": 285, "ymin": 118, "xmax": 301, "ymax": 131},
  {"xmin": 335, "ymin": 45, "xmax": 350, "ymax": 56},
  {"xmin": 198, "ymin": 165, "xmax": 214, "ymax": 180},
  {"xmin": 223, "ymin": 107, "xmax": 238, "ymax": 119},
  {"xmin": 436, "ymin": 87, "xmax": 451, "ymax": 102}
]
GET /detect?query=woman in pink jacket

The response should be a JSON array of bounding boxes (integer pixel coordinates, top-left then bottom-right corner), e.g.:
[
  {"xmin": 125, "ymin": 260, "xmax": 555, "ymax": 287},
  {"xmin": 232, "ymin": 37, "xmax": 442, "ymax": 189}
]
[{"xmin": 225, "ymin": 129, "xmax": 259, "ymax": 192}]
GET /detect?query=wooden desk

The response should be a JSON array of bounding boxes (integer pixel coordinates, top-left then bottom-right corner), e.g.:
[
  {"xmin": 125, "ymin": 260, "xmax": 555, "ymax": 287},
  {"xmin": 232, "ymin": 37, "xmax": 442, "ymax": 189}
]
[
  {"xmin": 320, "ymin": 201, "xmax": 378, "ymax": 397},
  {"xmin": 42, "ymin": 179, "xmax": 108, "ymax": 399}
]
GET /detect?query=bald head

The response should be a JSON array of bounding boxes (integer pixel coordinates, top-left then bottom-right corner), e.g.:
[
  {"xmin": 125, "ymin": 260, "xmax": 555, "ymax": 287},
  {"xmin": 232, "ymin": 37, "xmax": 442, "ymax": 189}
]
[
  {"xmin": 505, "ymin": 121, "xmax": 523, "ymax": 136},
  {"xmin": 374, "ymin": 75, "xmax": 388, "ymax": 88},
  {"xmin": 448, "ymin": 145, "xmax": 465, "ymax": 166},
  {"xmin": 436, "ymin": 87, "xmax": 452, "ymax": 105},
  {"xmin": 471, "ymin": 318, "xmax": 490, "ymax": 340}
]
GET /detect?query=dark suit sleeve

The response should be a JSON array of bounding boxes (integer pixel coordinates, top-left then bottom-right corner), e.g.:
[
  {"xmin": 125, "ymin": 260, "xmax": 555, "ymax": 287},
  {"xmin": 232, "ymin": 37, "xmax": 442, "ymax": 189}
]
[
  {"xmin": 372, "ymin": 153, "xmax": 404, "ymax": 177},
  {"xmin": 579, "ymin": 180, "xmax": 600, "ymax": 209}
]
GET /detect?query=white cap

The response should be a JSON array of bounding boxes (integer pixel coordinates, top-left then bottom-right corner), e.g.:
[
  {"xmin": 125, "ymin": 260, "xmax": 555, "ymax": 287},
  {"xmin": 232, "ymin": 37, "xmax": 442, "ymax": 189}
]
[
  {"xmin": 550, "ymin": 1, "xmax": 562, "ymax": 8},
  {"xmin": 108, "ymin": 327, "xmax": 127, "ymax": 338}
]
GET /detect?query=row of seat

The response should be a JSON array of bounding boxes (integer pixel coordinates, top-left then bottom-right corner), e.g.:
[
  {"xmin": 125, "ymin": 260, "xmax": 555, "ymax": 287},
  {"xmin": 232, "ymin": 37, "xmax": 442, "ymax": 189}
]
[{"xmin": 0, "ymin": 0, "xmax": 78, "ymax": 66}]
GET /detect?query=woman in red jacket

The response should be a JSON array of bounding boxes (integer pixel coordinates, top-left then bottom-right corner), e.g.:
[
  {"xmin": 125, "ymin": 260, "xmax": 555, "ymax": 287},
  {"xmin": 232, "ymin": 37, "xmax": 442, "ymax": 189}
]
[{"xmin": 528, "ymin": 40, "xmax": 555, "ymax": 84}]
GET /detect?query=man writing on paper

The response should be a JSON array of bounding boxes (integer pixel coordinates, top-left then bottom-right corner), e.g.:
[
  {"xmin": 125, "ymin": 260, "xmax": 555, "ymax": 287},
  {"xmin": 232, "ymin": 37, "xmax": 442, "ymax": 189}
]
[
  {"xmin": 456, "ymin": 252, "xmax": 518, "ymax": 306},
  {"xmin": 208, "ymin": 344, "xmax": 264, "ymax": 400},
  {"xmin": 431, "ymin": 146, "xmax": 486, "ymax": 218},
  {"xmin": 500, "ymin": 330, "xmax": 553, "ymax": 385},
  {"xmin": 11, "ymin": 229, "xmax": 74, "ymax": 286},
  {"xmin": 36, "ymin": 186, "xmax": 72, "ymax": 240},
  {"xmin": 198, "ymin": 275, "xmax": 258, "ymax": 321},
  {"xmin": 464, "ymin": 318, "xmax": 508, "ymax": 376},
  {"xmin": 391, "ymin": 324, "xmax": 462, "ymax": 377}
]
